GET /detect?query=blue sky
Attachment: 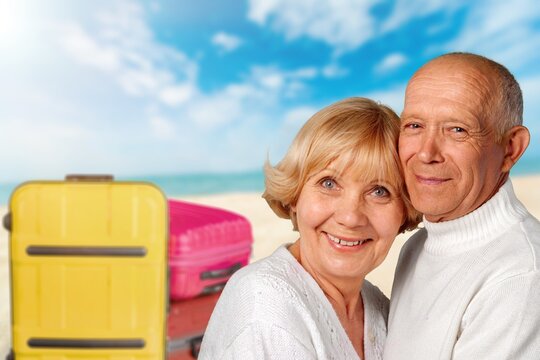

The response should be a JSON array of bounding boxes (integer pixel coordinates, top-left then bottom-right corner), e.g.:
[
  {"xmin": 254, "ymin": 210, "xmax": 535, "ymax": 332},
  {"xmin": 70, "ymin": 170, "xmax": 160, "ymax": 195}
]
[{"xmin": 1, "ymin": 0, "xmax": 539, "ymax": 182}]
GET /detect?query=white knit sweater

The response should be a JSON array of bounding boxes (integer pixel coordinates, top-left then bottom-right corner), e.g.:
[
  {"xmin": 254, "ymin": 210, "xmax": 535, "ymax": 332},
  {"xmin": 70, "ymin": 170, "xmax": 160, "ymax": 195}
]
[
  {"xmin": 384, "ymin": 180, "xmax": 540, "ymax": 359},
  {"xmin": 198, "ymin": 245, "xmax": 389, "ymax": 360}
]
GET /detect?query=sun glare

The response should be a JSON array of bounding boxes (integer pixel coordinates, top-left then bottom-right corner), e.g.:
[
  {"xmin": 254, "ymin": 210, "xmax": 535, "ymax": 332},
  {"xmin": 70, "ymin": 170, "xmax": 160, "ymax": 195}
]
[{"xmin": 0, "ymin": 0, "xmax": 28, "ymax": 49}]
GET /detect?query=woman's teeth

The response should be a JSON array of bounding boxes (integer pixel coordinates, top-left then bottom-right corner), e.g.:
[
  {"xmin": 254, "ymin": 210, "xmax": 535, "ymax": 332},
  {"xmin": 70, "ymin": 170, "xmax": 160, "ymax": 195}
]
[{"xmin": 327, "ymin": 233, "xmax": 367, "ymax": 246}]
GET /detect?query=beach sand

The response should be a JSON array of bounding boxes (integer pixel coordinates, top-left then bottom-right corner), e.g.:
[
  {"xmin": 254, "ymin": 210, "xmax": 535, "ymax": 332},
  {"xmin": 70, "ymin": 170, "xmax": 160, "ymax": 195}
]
[{"xmin": 1, "ymin": 175, "xmax": 539, "ymax": 356}]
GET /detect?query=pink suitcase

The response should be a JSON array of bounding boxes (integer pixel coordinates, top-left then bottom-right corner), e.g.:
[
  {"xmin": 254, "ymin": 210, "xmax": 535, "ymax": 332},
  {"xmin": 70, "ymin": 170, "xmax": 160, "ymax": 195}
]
[
  {"xmin": 168, "ymin": 199, "xmax": 253, "ymax": 300},
  {"xmin": 167, "ymin": 292, "xmax": 222, "ymax": 359}
]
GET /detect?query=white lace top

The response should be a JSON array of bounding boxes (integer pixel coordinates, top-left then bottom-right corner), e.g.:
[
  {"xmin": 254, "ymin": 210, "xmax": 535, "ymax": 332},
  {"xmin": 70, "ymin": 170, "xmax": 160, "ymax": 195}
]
[{"xmin": 199, "ymin": 245, "xmax": 389, "ymax": 360}]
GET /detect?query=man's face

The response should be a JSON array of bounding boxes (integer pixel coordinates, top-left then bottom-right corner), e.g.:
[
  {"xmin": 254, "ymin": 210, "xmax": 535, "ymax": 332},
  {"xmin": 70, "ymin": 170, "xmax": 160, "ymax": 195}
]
[{"xmin": 399, "ymin": 60, "xmax": 507, "ymax": 222}]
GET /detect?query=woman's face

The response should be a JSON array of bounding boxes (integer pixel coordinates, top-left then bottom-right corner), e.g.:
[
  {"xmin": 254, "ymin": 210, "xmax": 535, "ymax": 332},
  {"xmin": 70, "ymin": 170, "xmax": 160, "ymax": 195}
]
[{"xmin": 292, "ymin": 163, "xmax": 405, "ymax": 284}]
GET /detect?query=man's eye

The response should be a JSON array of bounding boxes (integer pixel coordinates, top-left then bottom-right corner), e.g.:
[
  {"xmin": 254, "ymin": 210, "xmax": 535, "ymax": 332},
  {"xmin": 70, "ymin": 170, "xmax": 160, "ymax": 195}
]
[
  {"xmin": 320, "ymin": 178, "xmax": 337, "ymax": 190},
  {"xmin": 451, "ymin": 127, "xmax": 465, "ymax": 133},
  {"xmin": 402, "ymin": 123, "xmax": 421, "ymax": 130}
]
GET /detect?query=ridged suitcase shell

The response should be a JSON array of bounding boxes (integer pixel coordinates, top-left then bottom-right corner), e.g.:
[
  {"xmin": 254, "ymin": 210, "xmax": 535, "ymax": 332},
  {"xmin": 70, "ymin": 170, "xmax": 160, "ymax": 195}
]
[
  {"xmin": 6, "ymin": 178, "xmax": 168, "ymax": 360},
  {"xmin": 168, "ymin": 200, "xmax": 252, "ymax": 300}
]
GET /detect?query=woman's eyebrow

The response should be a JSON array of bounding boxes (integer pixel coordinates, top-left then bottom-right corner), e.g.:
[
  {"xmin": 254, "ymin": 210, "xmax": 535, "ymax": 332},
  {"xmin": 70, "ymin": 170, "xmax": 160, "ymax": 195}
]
[{"xmin": 306, "ymin": 167, "xmax": 340, "ymax": 182}]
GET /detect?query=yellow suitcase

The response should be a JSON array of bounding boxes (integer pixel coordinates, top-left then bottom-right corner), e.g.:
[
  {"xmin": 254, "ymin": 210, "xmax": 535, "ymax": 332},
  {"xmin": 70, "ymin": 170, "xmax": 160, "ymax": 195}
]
[{"xmin": 5, "ymin": 175, "xmax": 168, "ymax": 360}]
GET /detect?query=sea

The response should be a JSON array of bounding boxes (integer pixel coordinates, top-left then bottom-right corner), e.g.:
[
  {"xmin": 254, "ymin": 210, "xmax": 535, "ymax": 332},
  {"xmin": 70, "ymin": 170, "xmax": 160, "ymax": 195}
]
[
  {"xmin": 0, "ymin": 171, "xmax": 266, "ymax": 206},
  {"xmin": 0, "ymin": 157, "xmax": 539, "ymax": 206}
]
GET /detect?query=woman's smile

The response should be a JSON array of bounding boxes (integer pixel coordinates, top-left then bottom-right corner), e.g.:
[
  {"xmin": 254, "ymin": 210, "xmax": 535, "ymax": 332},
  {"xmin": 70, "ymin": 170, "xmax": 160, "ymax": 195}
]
[{"xmin": 325, "ymin": 231, "xmax": 373, "ymax": 248}]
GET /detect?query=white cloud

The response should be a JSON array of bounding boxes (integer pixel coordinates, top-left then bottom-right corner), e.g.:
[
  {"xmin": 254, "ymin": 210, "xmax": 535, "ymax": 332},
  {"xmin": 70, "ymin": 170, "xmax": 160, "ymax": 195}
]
[
  {"xmin": 375, "ymin": 53, "xmax": 408, "ymax": 74},
  {"xmin": 56, "ymin": 1, "xmax": 320, "ymax": 132},
  {"xmin": 212, "ymin": 32, "xmax": 243, "ymax": 53},
  {"xmin": 443, "ymin": 0, "xmax": 540, "ymax": 73},
  {"xmin": 0, "ymin": 0, "xmax": 327, "ymax": 183},
  {"xmin": 322, "ymin": 63, "xmax": 349, "ymax": 78},
  {"xmin": 521, "ymin": 75, "xmax": 540, "ymax": 113},
  {"xmin": 259, "ymin": 72, "xmax": 284, "ymax": 90},
  {"xmin": 290, "ymin": 67, "xmax": 318, "ymax": 79},
  {"xmin": 187, "ymin": 94, "xmax": 244, "ymax": 129},
  {"xmin": 241, "ymin": 0, "xmax": 462, "ymax": 55},
  {"xmin": 62, "ymin": 24, "xmax": 121, "ymax": 71},
  {"xmin": 267, "ymin": 105, "xmax": 319, "ymax": 163},
  {"xmin": 520, "ymin": 74, "xmax": 540, "ymax": 136},
  {"xmin": 247, "ymin": 0, "xmax": 381, "ymax": 54},
  {"xmin": 117, "ymin": 68, "xmax": 163, "ymax": 95},
  {"xmin": 149, "ymin": 1, "xmax": 161, "ymax": 13},
  {"xmin": 382, "ymin": 0, "xmax": 466, "ymax": 33},
  {"xmin": 159, "ymin": 84, "xmax": 196, "ymax": 106},
  {"xmin": 0, "ymin": 116, "xmax": 100, "ymax": 181},
  {"xmin": 284, "ymin": 106, "xmax": 318, "ymax": 127},
  {"xmin": 361, "ymin": 84, "xmax": 407, "ymax": 114},
  {"xmin": 249, "ymin": 66, "xmax": 316, "ymax": 98},
  {"xmin": 95, "ymin": 0, "xmax": 153, "ymax": 43},
  {"xmin": 184, "ymin": 65, "xmax": 316, "ymax": 129},
  {"xmin": 59, "ymin": 0, "xmax": 198, "ymax": 106},
  {"xmin": 149, "ymin": 116, "xmax": 176, "ymax": 140},
  {"xmin": 57, "ymin": 1, "xmax": 324, "ymax": 136}
]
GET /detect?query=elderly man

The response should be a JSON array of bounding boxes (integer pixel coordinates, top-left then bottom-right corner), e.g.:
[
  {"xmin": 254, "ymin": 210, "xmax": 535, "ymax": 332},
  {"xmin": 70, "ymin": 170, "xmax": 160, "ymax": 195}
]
[{"xmin": 384, "ymin": 52, "xmax": 540, "ymax": 359}]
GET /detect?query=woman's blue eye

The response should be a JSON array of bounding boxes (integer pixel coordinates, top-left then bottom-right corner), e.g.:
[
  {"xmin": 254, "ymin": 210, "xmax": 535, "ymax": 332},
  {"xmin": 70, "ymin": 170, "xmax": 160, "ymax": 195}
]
[
  {"xmin": 372, "ymin": 186, "xmax": 389, "ymax": 197},
  {"xmin": 321, "ymin": 178, "xmax": 336, "ymax": 189}
]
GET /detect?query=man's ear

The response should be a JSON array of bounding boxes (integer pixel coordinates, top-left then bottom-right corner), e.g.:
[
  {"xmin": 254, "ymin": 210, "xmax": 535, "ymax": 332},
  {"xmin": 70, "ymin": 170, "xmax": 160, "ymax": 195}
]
[{"xmin": 501, "ymin": 125, "xmax": 530, "ymax": 172}]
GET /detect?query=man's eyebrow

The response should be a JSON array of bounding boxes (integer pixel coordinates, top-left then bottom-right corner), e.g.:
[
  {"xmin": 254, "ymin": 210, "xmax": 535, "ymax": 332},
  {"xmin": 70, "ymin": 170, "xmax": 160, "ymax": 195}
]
[{"xmin": 400, "ymin": 113, "xmax": 419, "ymax": 119}]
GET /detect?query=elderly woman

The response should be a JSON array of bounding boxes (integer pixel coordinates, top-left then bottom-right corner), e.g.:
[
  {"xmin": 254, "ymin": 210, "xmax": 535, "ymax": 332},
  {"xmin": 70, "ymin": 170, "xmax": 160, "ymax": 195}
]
[{"xmin": 198, "ymin": 97, "xmax": 420, "ymax": 360}]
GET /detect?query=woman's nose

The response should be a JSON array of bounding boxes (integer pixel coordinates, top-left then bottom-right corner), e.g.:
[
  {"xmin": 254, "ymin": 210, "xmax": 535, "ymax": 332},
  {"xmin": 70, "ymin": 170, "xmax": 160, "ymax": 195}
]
[{"xmin": 334, "ymin": 197, "xmax": 369, "ymax": 228}]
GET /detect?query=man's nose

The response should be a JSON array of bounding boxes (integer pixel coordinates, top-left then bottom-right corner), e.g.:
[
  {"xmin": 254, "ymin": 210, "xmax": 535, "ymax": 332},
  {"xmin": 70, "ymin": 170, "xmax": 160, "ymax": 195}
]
[{"xmin": 417, "ymin": 132, "xmax": 443, "ymax": 163}]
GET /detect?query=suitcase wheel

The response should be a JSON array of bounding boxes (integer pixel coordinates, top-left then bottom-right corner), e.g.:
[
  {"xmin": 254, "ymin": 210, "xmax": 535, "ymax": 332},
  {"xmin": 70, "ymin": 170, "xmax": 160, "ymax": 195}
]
[{"xmin": 3, "ymin": 213, "xmax": 11, "ymax": 231}]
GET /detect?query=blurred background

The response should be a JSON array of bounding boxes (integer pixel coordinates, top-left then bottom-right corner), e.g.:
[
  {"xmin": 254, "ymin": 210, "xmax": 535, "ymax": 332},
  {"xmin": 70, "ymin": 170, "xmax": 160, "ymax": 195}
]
[
  {"xmin": 0, "ymin": 0, "xmax": 539, "ymax": 201},
  {"xmin": 1, "ymin": 1, "xmax": 540, "ymax": 356}
]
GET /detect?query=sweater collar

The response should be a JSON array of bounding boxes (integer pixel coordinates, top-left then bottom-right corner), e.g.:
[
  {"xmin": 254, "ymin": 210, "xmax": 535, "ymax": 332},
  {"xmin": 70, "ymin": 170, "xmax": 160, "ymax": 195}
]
[{"xmin": 423, "ymin": 180, "xmax": 529, "ymax": 255}]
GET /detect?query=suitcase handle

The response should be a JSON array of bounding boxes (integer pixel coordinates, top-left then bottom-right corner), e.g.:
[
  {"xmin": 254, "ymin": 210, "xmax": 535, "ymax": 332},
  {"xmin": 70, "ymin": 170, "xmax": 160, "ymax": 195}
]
[
  {"xmin": 200, "ymin": 263, "xmax": 242, "ymax": 280},
  {"xmin": 201, "ymin": 282, "xmax": 227, "ymax": 295},
  {"xmin": 190, "ymin": 335, "xmax": 203, "ymax": 358},
  {"xmin": 3, "ymin": 213, "xmax": 11, "ymax": 231},
  {"xmin": 5, "ymin": 349, "xmax": 14, "ymax": 360},
  {"xmin": 65, "ymin": 174, "xmax": 114, "ymax": 181}
]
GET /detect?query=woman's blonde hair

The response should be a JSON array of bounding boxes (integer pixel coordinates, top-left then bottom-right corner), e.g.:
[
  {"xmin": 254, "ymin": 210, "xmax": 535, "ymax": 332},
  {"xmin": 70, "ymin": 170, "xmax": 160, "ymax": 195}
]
[{"xmin": 263, "ymin": 97, "xmax": 420, "ymax": 232}]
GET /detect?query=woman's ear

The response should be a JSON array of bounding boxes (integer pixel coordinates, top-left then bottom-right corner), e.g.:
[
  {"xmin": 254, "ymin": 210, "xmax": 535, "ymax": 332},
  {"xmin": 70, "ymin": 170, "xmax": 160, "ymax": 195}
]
[
  {"xmin": 501, "ymin": 125, "xmax": 530, "ymax": 173},
  {"xmin": 289, "ymin": 204, "xmax": 299, "ymax": 231},
  {"xmin": 289, "ymin": 199, "xmax": 297, "ymax": 213}
]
